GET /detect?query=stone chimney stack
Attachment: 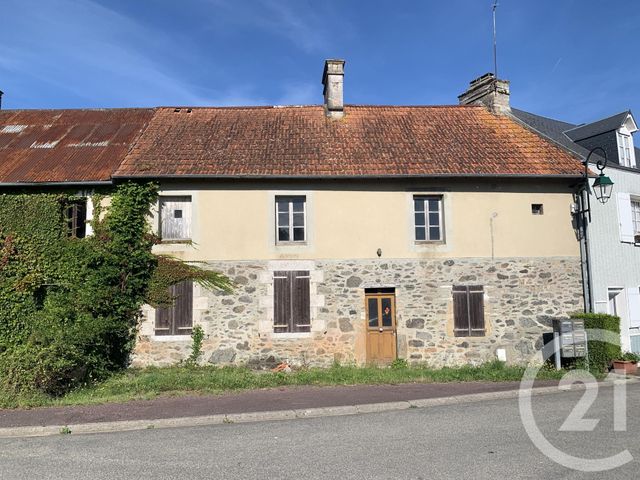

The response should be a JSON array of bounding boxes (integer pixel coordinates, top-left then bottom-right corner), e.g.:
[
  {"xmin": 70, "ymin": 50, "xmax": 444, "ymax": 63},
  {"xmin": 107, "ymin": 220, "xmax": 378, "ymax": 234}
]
[
  {"xmin": 458, "ymin": 73, "xmax": 510, "ymax": 114},
  {"xmin": 322, "ymin": 59, "xmax": 345, "ymax": 118}
]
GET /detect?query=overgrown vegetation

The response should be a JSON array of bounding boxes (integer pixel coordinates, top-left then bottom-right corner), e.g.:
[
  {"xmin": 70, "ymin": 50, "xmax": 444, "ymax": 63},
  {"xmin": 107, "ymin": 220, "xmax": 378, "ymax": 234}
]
[
  {"xmin": 570, "ymin": 312, "xmax": 622, "ymax": 373},
  {"xmin": 0, "ymin": 183, "xmax": 230, "ymax": 398},
  {"xmin": 184, "ymin": 325, "xmax": 205, "ymax": 367},
  {"xmin": 0, "ymin": 183, "xmax": 158, "ymax": 396},
  {"xmin": 0, "ymin": 361, "xmax": 566, "ymax": 409},
  {"xmin": 147, "ymin": 255, "xmax": 232, "ymax": 307}
]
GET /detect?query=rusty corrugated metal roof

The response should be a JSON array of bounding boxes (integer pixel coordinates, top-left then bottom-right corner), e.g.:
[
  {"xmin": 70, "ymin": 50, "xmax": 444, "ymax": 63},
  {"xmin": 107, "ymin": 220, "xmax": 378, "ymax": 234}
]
[{"xmin": 0, "ymin": 108, "xmax": 154, "ymax": 184}]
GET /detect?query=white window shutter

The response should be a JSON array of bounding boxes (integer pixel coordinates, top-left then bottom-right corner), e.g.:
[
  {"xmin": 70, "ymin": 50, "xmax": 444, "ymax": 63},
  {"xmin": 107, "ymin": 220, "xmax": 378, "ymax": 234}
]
[
  {"xmin": 616, "ymin": 192, "xmax": 635, "ymax": 243},
  {"xmin": 628, "ymin": 288, "xmax": 640, "ymax": 329},
  {"xmin": 594, "ymin": 301, "xmax": 608, "ymax": 314}
]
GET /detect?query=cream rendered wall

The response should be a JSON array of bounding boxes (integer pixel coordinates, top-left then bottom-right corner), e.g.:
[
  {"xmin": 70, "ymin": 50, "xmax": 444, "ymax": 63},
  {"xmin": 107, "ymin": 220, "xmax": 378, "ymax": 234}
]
[{"xmin": 151, "ymin": 179, "xmax": 579, "ymax": 261}]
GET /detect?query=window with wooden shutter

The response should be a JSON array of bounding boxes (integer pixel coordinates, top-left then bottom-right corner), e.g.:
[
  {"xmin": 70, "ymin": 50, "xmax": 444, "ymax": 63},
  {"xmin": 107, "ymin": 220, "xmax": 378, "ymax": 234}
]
[
  {"xmin": 159, "ymin": 196, "xmax": 192, "ymax": 241},
  {"xmin": 453, "ymin": 285, "xmax": 485, "ymax": 337},
  {"xmin": 155, "ymin": 280, "xmax": 193, "ymax": 336},
  {"xmin": 273, "ymin": 271, "xmax": 310, "ymax": 333}
]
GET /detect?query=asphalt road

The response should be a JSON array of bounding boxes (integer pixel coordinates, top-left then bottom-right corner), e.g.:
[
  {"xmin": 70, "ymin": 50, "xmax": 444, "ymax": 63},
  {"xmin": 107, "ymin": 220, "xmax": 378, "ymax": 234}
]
[{"xmin": 1, "ymin": 384, "xmax": 639, "ymax": 480}]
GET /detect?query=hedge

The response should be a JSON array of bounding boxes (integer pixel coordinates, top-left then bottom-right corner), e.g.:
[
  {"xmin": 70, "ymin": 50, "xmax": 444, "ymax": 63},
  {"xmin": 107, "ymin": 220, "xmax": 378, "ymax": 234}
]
[{"xmin": 571, "ymin": 312, "xmax": 621, "ymax": 372}]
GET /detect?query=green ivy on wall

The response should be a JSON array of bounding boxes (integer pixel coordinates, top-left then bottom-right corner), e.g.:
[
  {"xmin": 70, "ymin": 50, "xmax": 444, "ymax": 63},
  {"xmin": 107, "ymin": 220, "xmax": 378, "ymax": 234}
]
[{"xmin": 0, "ymin": 182, "xmax": 230, "ymax": 397}]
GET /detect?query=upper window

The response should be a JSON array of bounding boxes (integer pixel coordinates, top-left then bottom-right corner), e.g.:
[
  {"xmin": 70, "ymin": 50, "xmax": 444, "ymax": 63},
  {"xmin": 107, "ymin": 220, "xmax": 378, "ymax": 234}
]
[
  {"xmin": 159, "ymin": 196, "xmax": 191, "ymax": 241},
  {"xmin": 452, "ymin": 285, "xmax": 485, "ymax": 337},
  {"xmin": 276, "ymin": 196, "xmax": 306, "ymax": 243},
  {"xmin": 64, "ymin": 200, "xmax": 87, "ymax": 239},
  {"xmin": 618, "ymin": 132, "xmax": 633, "ymax": 167},
  {"xmin": 414, "ymin": 195, "xmax": 443, "ymax": 242},
  {"xmin": 632, "ymin": 199, "xmax": 640, "ymax": 235}
]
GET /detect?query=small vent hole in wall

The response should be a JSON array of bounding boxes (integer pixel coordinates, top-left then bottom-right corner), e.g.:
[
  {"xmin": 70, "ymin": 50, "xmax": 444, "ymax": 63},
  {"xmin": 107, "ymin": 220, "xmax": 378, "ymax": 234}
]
[{"xmin": 531, "ymin": 204, "xmax": 544, "ymax": 215}]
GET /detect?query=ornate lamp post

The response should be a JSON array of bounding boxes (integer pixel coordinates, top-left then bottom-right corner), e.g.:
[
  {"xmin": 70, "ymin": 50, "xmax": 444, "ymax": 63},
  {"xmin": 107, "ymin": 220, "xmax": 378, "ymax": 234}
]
[
  {"xmin": 585, "ymin": 147, "xmax": 614, "ymax": 205},
  {"xmin": 578, "ymin": 147, "xmax": 614, "ymax": 314}
]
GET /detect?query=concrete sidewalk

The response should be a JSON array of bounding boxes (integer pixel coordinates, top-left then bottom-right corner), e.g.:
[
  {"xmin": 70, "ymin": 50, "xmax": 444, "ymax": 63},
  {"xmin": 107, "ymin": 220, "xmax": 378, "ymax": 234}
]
[{"xmin": 4, "ymin": 377, "xmax": 635, "ymax": 438}]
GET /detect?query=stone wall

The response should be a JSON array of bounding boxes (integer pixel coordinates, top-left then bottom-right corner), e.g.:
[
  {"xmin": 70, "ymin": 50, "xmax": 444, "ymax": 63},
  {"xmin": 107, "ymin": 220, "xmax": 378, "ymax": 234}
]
[{"xmin": 132, "ymin": 257, "xmax": 583, "ymax": 368}]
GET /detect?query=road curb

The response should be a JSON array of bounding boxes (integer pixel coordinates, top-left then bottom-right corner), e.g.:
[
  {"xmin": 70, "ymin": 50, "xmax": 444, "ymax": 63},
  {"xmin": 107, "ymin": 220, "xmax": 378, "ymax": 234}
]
[{"xmin": 0, "ymin": 378, "xmax": 635, "ymax": 439}]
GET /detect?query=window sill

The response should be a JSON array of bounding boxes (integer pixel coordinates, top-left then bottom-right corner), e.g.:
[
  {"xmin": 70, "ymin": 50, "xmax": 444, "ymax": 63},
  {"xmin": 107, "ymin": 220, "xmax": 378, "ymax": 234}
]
[
  {"xmin": 414, "ymin": 240, "xmax": 446, "ymax": 246},
  {"xmin": 276, "ymin": 242, "xmax": 308, "ymax": 247},
  {"xmin": 150, "ymin": 335, "xmax": 192, "ymax": 342},
  {"xmin": 160, "ymin": 239, "xmax": 192, "ymax": 244}
]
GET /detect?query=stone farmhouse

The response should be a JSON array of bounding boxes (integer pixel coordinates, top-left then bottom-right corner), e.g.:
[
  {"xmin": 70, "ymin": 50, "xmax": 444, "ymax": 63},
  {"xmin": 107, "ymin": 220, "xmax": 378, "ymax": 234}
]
[{"xmin": 0, "ymin": 60, "xmax": 590, "ymax": 367}]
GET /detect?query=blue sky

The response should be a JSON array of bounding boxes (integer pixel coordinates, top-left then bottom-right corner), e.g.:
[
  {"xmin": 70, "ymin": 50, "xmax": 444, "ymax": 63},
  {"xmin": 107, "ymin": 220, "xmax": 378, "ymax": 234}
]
[{"xmin": 1, "ymin": 0, "xmax": 638, "ymax": 124}]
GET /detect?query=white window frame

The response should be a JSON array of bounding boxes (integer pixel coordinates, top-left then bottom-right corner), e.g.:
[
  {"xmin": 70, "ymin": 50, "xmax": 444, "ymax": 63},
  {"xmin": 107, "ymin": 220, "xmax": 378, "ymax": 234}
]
[
  {"xmin": 159, "ymin": 196, "xmax": 192, "ymax": 242},
  {"xmin": 617, "ymin": 131, "xmax": 635, "ymax": 168},
  {"xmin": 632, "ymin": 198, "xmax": 640, "ymax": 235},
  {"xmin": 413, "ymin": 195, "xmax": 444, "ymax": 243},
  {"xmin": 275, "ymin": 196, "xmax": 306, "ymax": 244}
]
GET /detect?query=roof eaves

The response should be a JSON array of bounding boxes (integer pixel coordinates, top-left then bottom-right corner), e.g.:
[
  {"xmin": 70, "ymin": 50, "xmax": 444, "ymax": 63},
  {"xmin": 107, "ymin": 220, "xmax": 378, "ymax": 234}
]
[
  {"xmin": 0, "ymin": 180, "xmax": 113, "ymax": 187},
  {"xmin": 112, "ymin": 173, "xmax": 584, "ymax": 181}
]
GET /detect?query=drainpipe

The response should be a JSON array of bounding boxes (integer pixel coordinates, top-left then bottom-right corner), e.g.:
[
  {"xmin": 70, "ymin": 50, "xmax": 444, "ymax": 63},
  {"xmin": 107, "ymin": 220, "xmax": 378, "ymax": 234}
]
[{"xmin": 577, "ymin": 178, "xmax": 593, "ymax": 313}]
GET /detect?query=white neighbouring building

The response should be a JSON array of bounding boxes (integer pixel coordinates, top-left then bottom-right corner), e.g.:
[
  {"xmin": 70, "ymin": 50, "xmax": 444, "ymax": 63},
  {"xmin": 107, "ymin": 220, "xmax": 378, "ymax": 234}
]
[{"xmin": 512, "ymin": 107, "xmax": 640, "ymax": 353}]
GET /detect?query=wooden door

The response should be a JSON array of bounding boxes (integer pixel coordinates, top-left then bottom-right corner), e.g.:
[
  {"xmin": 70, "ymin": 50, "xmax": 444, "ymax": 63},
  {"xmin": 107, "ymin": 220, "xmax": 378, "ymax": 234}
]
[{"xmin": 366, "ymin": 293, "xmax": 397, "ymax": 364}]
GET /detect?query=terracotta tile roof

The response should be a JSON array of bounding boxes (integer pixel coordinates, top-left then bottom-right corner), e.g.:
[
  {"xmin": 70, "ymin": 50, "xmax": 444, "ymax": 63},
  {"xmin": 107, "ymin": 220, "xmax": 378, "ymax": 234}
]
[
  {"xmin": 0, "ymin": 108, "xmax": 154, "ymax": 184},
  {"xmin": 115, "ymin": 105, "xmax": 584, "ymax": 178}
]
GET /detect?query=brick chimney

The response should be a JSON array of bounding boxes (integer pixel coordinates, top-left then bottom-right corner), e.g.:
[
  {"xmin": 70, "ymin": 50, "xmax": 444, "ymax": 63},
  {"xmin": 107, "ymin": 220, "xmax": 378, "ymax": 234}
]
[
  {"xmin": 458, "ymin": 73, "xmax": 510, "ymax": 114},
  {"xmin": 322, "ymin": 59, "xmax": 345, "ymax": 118}
]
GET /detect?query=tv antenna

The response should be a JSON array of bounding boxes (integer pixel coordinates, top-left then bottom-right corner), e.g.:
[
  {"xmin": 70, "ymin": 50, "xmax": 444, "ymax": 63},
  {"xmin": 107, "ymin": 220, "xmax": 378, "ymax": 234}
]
[{"xmin": 492, "ymin": 0, "xmax": 499, "ymax": 79}]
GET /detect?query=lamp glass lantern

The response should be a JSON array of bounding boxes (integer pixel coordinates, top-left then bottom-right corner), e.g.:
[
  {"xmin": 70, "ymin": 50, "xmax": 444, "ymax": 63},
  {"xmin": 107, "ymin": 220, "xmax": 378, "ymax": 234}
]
[{"xmin": 592, "ymin": 173, "xmax": 614, "ymax": 204}]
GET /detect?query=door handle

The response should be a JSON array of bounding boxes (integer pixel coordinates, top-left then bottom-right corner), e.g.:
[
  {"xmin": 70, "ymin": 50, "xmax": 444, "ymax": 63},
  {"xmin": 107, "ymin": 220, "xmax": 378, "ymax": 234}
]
[{"xmin": 379, "ymin": 328, "xmax": 383, "ymax": 332}]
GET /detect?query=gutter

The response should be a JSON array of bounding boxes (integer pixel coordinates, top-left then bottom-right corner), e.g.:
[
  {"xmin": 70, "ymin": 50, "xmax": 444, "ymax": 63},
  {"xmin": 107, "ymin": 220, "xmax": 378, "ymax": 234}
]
[
  {"xmin": 112, "ymin": 173, "xmax": 584, "ymax": 181},
  {"xmin": 0, "ymin": 181, "xmax": 112, "ymax": 187}
]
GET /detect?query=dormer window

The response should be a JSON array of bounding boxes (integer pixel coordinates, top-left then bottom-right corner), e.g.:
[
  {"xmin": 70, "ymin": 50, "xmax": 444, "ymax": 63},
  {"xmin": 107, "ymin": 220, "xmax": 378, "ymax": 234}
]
[{"xmin": 618, "ymin": 132, "xmax": 633, "ymax": 167}]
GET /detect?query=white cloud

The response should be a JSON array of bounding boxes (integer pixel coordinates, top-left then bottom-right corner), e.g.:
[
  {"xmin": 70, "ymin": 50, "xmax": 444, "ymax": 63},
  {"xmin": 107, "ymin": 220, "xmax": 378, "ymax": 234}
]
[{"xmin": 0, "ymin": 0, "xmax": 212, "ymax": 107}]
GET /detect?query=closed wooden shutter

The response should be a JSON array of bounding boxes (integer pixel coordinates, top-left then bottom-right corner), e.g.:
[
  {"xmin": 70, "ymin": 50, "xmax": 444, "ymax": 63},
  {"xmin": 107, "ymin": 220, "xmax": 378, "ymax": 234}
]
[
  {"xmin": 453, "ymin": 286, "xmax": 469, "ymax": 336},
  {"xmin": 160, "ymin": 196, "xmax": 192, "ymax": 241},
  {"xmin": 155, "ymin": 301, "xmax": 172, "ymax": 335},
  {"xmin": 274, "ymin": 271, "xmax": 292, "ymax": 333},
  {"xmin": 292, "ymin": 272, "xmax": 310, "ymax": 332},
  {"xmin": 155, "ymin": 280, "xmax": 193, "ymax": 335},
  {"xmin": 468, "ymin": 286, "xmax": 485, "ymax": 336},
  {"xmin": 273, "ymin": 271, "xmax": 310, "ymax": 333},
  {"xmin": 453, "ymin": 285, "xmax": 485, "ymax": 337},
  {"xmin": 173, "ymin": 280, "xmax": 193, "ymax": 335}
]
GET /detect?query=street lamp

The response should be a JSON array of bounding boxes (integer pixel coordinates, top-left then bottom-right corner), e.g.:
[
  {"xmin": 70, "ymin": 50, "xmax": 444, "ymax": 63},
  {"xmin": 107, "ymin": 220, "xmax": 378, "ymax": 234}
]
[
  {"xmin": 585, "ymin": 147, "xmax": 614, "ymax": 204},
  {"xmin": 577, "ymin": 146, "xmax": 615, "ymax": 314}
]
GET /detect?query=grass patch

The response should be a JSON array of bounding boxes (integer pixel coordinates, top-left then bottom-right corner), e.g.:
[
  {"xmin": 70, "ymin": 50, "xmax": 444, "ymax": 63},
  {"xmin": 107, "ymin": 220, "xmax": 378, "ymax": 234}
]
[{"xmin": 0, "ymin": 360, "xmax": 566, "ymax": 409}]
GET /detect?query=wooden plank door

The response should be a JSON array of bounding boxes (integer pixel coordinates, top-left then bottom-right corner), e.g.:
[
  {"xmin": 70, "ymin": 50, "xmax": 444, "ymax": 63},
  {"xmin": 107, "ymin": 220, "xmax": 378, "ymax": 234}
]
[{"xmin": 366, "ymin": 293, "xmax": 397, "ymax": 364}]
